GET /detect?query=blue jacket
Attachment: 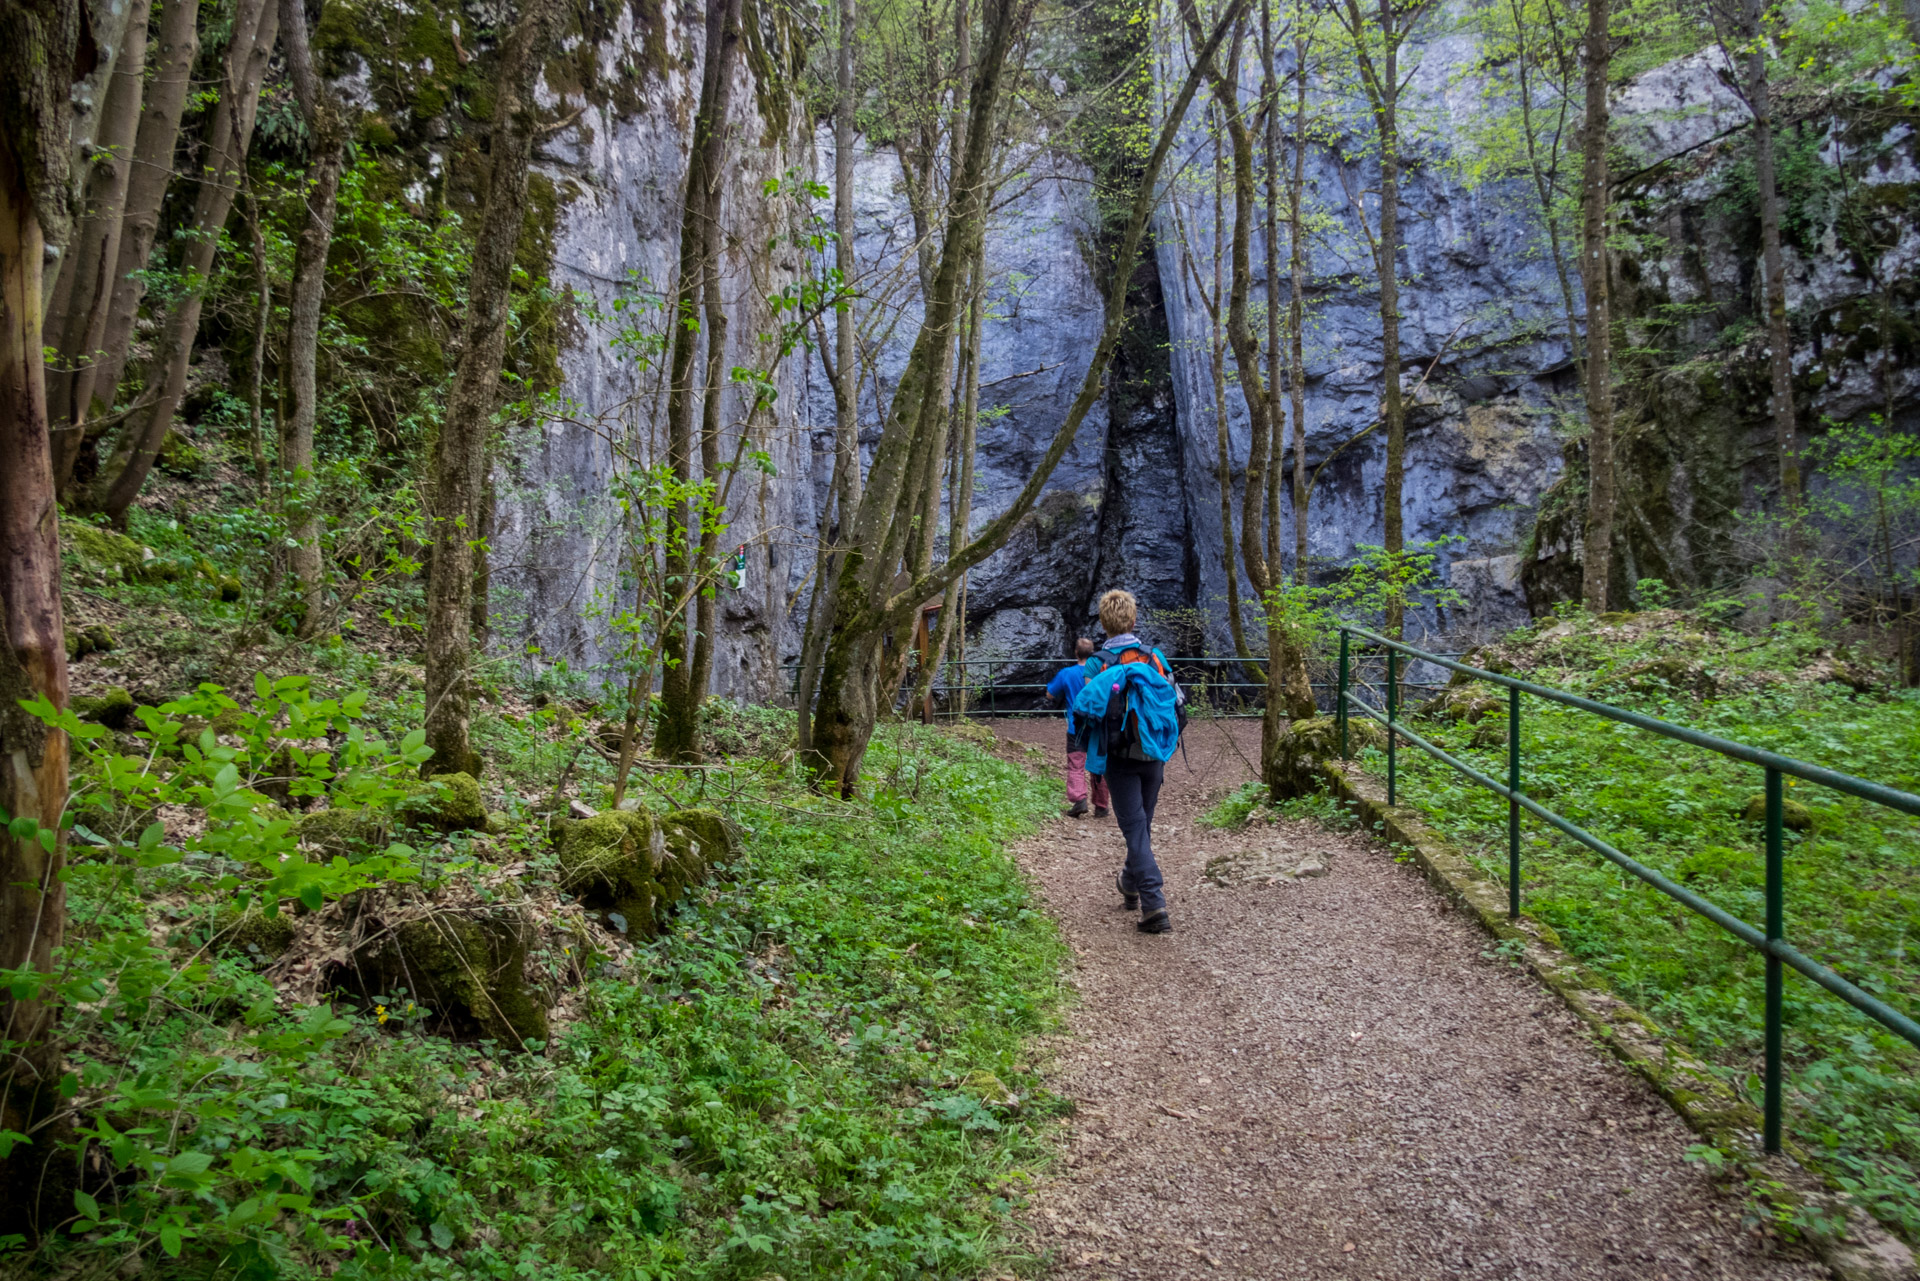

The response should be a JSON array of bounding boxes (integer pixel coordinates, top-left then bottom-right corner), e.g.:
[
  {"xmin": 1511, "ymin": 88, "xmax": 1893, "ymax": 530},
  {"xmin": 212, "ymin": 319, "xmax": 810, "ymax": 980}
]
[
  {"xmin": 1046, "ymin": 664, "xmax": 1089, "ymax": 733},
  {"xmin": 1071, "ymin": 656, "xmax": 1183, "ymax": 773}
]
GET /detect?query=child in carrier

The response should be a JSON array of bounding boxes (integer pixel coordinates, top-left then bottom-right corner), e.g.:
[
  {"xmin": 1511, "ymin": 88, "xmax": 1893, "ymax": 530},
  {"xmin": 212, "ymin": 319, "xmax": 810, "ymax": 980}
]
[{"xmin": 1046, "ymin": 638, "xmax": 1109, "ymax": 818}]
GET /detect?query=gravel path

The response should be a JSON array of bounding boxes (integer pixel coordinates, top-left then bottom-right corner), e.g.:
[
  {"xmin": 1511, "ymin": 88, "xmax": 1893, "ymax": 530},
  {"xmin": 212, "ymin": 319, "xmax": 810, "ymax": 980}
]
[{"xmin": 987, "ymin": 717, "xmax": 1822, "ymax": 1281}]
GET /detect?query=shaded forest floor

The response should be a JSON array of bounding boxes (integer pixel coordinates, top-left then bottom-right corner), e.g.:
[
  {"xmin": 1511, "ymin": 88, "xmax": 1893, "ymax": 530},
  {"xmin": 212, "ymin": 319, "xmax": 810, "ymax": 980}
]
[{"xmin": 989, "ymin": 718, "xmax": 1824, "ymax": 1280}]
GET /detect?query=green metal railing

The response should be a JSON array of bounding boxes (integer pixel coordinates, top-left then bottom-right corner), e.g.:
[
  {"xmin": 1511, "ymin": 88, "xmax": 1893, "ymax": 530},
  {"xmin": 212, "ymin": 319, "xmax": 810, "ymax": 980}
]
[{"xmin": 1335, "ymin": 624, "xmax": 1920, "ymax": 1154}]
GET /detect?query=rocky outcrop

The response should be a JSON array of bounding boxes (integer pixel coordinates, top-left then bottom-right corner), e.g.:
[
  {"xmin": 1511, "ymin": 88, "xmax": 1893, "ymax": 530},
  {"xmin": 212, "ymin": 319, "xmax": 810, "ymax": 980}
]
[{"xmin": 498, "ymin": 15, "xmax": 1919, "ymax": 697}]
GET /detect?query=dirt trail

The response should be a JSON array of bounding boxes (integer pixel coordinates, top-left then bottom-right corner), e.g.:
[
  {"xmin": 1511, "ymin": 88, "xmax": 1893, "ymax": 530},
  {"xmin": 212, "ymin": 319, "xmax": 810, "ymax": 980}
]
[{"xmin": 989, "ymin": 717, "xmax": 1822, "ymax": 1281}]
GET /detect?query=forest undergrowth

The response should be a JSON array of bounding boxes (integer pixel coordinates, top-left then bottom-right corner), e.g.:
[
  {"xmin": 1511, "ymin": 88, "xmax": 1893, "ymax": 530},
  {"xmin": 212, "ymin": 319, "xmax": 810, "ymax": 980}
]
[{"xmin": 5, "ymin": 507, "xmax": 1072, "ymax": 1280}]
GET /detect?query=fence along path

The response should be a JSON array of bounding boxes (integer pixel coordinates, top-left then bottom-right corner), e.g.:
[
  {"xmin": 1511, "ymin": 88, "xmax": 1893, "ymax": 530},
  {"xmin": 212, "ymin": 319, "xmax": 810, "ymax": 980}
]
[{"xmin": 991, "ymin": 716, "xmax": 1825, "ymax": 1280}]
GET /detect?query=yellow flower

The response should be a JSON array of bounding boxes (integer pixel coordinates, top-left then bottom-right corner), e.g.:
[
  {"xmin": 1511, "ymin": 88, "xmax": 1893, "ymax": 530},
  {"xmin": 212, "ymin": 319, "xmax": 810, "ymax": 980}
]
[{"xmin": 376, "ymin": 1004, "xmax": 389, "ymax": 1024}]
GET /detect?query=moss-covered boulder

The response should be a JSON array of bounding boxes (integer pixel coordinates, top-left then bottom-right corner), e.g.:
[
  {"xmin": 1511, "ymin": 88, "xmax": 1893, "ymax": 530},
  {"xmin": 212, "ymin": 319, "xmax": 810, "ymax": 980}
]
[
  {"xmin": 555, "ymin": 805, "xmax": 731, "ymax": 936},
  {"xmin": 1265, "ymin": 715, "xmax": 1385, "ymax": 799},
  {"xmin": 196, "ymin": 557, "xmax": 243, "ymax": 602},
  {"xmin": 662, "ymin": 807, "xmax": 735, "ymax": 874},
  {"xmin": 403, "ymin": 772, "xmax": 488, "ymax": 833},
  {"xmin": 556, "ymin": 810, "xmax": 666, "ymax": 934},
  {"xmin": 295, "ymin": 805, "xmax": 392, "ymax": 860},
  {"xmin": 64, "ymin": 521, "xmax": 178, "ymax": 584},
  {"xmin": 344, "ymin": 911, "xmax": 548, "ymax": 1048},
  {"xmin": 65, "ymin": 623, "xmax": 118, "ymax": 660},
  {"xmin": 1741, "ymin": 794, "xmax": 1815, "ymax": 833},
  {"xmin": 1618, "ymin": 657, "xmax": 1718, "ymax": 700},
  {"xmin": 72, "ymin": 686, "xmax": 135, "ymax": 729},
  {"xmin": 212, "ymin": 905, "xmax": 298, "ymax": 960},
  {"xmin": 1418, "ymin": 683, "xmax": 1503, "ymax": 725},
  {"xmin": 156, "ymin": 429, "xmax": 209, "ymax": 478}
]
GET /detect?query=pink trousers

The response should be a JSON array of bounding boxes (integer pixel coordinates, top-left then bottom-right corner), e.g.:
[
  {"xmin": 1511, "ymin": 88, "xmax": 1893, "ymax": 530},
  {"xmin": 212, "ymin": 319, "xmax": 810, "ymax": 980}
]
[{"xmin": 1066, "ymin": 750, "xmax": 1110, "ymax": 807}]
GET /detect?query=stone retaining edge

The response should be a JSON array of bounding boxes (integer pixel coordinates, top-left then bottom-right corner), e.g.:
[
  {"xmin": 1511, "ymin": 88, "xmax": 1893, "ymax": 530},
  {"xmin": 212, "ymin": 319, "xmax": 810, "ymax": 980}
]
[{"xmin": 1316, "ymin": 758, "xmax": 1915, "ymax": 1281}]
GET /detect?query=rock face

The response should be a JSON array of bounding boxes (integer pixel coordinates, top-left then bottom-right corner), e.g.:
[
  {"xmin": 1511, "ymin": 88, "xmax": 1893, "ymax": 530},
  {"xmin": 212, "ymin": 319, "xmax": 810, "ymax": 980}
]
[{"xmin": 497, "ymin": 14, "xmax": 1919, "ymax": 700}]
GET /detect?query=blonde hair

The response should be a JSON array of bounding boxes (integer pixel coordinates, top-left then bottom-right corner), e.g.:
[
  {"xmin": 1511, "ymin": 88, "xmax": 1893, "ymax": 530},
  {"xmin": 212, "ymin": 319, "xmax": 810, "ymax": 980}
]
[{"xmin": 1097, "ymin": 589, "xmax": 1137, "ymax": 637}]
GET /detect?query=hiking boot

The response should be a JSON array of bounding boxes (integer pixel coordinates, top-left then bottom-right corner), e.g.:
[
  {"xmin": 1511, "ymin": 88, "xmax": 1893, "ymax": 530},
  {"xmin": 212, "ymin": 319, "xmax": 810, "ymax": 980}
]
[
  {"xmin": 1116, "ymin": 871, "xmax": 1138, "ymax": 912},
  {"xmin": 1092, "ymin": 805, "xmax": 1110, "ymax": 819},
  {"xmin": 1064, "ymin": 799, "xmax": 1090, "ymax": 819},
  {"xmin": 1137, "ymin": 909, "xmax": 1172, "ymax": 934}
]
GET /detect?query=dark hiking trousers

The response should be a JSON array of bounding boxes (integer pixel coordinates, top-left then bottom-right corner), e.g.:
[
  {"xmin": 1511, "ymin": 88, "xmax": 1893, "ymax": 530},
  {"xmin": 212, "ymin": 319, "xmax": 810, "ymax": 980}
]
[{"xmin": 1107, "ymin": 757, "xmax": 1166, "ymax": 914}]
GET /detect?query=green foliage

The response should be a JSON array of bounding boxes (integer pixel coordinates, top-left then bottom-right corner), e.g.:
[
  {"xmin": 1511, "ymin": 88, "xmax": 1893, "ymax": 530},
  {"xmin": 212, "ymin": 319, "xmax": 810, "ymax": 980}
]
[
  {"xmin": 1380, "ymin": 614, "xmax": 1920, "ymax": 1236},
  {"xmin": 8, "ymin": 648, "xmax": 1068, "ymax": 1277}
]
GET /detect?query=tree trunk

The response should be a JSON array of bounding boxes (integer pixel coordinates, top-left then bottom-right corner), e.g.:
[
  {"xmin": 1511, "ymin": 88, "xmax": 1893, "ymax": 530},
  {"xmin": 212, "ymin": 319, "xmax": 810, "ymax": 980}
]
[
  {"xmin": 242, "ymin": 185, "xmax": 271, "ymax": 496},
  {"xmin": 1375, "ymin": 33, "xmax": 1406, "ymax": 636},
  {"xmin": 88, "ymin": 0, "xmax": 277, "ymax": 524},
  {"xmin": 808, "ymin": 0, "xmax": 1023, "ymax": 793},
  {"xmin": 0, "ymin": 3, "xmax": 77, "ymax": 1237},
  {"xmin": 280, "ymin": 0, "xmax": 346, "ymax": 636},
  {"xmin": 1289, "ymin": 30, "xmax": 1310, "ymax": 584},
  {"xmin": 45, "ymin": 10, "xmax": 143, "ymax": 450},
  {"xmin": 421, "ymin": 0, "xmax": 565, "ymax": 776},
  {"xmin": 1744, "ymin": 0, "xmax": 1796, "ymax": 506},
  {"xmin": 55, "ymin": 0, "xmax": 195, "ymax": 491},
  {"xmin": 1579, "ymin": 0, "xmax": 1613, "ymax": 613},
  {"xmin": 807, "ymin": 0, "xmax": 1245, "ymax": 793},
  {"xmin": 795, "ymin": 0, "xmax": 862, "ymax": 753},
  {"xmin": 1181, "ymin": 0, "xmax": 1312, "ymax": 720},
  {"xmin": 654, "ymin": 0, "xmax": 742, "ymax": 764}
]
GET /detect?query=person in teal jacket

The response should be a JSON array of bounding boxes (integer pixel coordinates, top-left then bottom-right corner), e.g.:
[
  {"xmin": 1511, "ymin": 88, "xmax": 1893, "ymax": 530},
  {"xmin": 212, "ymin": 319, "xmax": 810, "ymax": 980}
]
[{"xmin": 1070, "ymin": 589, "xmax": 1184, "ymax": 934}]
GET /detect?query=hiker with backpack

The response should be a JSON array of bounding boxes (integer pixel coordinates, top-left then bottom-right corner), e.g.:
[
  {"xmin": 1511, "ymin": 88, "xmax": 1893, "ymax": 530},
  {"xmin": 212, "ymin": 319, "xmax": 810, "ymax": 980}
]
[
  {"xmin": 1071, "ymin": 589, "xmax": 1186, "ymax": 935},
  {"xmin": 1047, "ymin": 638, "xmax": 1110, "ymax": 819}
]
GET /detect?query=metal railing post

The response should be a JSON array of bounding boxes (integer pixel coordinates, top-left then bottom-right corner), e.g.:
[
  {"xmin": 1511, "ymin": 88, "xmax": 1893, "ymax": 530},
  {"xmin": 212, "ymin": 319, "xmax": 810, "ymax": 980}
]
[
  {"xmin": 1508, "ymin": 685, "xmax": 1521, "ymax": 921},
  {"xmin": 1386, "ymin": 647, "xmax": 1398, "ymax": 806},
  {"xmin": 1338, "ymin": 629, "xmax": 1350, "ymax": 759},
  {"xmin": 1765, "ymin": 765, "xmax": 1784, "ymax": 1154}
]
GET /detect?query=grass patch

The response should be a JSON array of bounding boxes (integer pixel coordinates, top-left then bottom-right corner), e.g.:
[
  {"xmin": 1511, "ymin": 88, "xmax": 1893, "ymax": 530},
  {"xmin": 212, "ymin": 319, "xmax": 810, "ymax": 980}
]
[
  {"xmin": 1202, "ymin": 780, "xmax": 1361, "ymax": 833},
  {"xmin": 32, "ymin": 680, "xmax": 1067, "ymax": 1276},
  {"xmin": 1363, "ymin": 612, "xmax": 1920, "ymax": 1237}
]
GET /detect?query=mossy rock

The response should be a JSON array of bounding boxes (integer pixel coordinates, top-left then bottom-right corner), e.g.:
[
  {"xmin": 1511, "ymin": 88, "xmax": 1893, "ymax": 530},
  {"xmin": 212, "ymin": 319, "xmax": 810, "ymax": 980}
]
[
  {"xmin": 345, "ymin": 911, "xmax": 548, "ymax": 1048},
  {"xmin": 212, "ymin": 904, "xmax": 298, "ymax": 959},
  {"xmin": 662, "ymin": 807, "xmax": 735, "ymax": 880},
  {"xmin": 295, "ymin": 805, "xmax": 392, "ymax": 860},
  {"xmin": 65, "ymin": 624, "xmax": 120, "ymax": 661},
  {"xmin": 72, "ymin": 686, "xmax": 135, "ymax": 730},
  {"xmin": 1266, "ymin": 715, "xmax": 1385, "ymax": 800},
  {"xmin": 63, "ymin": 520, "xmax": 178, "ymax": 584},
  {"xmin": 1618, "ymin": 657, "xmax": 1718, "ymax": 700},
  {"xmin": 1740, "ymin": 794, "xmax": 1815, "ymax": 833},
  {"xmin": 156, "ymin": 430, "xmax": 210, "ymax": 478},
  {"xmin": 1418, "ymin": 684, "xmax": 1502, "ymax": 725},
  {"xmin": 194, "ymin": 557, "xmax": 243, "ymax": 602},
  {"xmin": 1469, "ymin": 719, "xmax": 1509, "ymax": 750},
  {"xmin": 556, "ymin": 810, "xmax": 665, "ymax": 934},
  {"xmin": 64, "ymin": 623, "xmax": 118, "ymax": 661},
  {"xmin": 401, "ymin": 772, "xmax": 488, "ymax": 833}
]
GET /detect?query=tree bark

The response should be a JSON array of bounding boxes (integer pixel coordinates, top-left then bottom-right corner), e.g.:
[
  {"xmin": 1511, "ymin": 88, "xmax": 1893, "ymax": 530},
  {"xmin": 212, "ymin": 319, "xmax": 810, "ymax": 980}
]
[
  {"xmin": 0, "ymin": 0, "xmax": 77, "ymax": 1238},
  {"xmin": 654, "ymin": 0, "xmax": 743, "ymax": 764},
  {"xmin": 807, "ymin": 0, "xmax": 1247, "ymax": 793},
  {"xmin": 280, "ymin": 0, "xmax": 347, "ymax": 636},
  {"xmin": 88, "ymin": 0, "xmax": 276, "ymax": 524},
  {"xmin": 1180, "ymin": 0, "xmax": 1313, "ymax": 719},
  {"xmin": 1289, "ymin": 28, "xmax": 1311, "ymax": 584},
  {"xmin": 421, "ymin": 0, "xmax": 565, "ymax": 775},
  {"xmin": 795, "ymin": 0, "xmax": 862, "ymax": 753},
  {"xmin": 1331, "ymin": 0, "xmax": 1432, "ymax": 634},
  {"xmin": 45, "ymin": 9, "xmax": 143, "ymax": 456},
  {"xmin": 1579, "ymin": 0, "xmax": 1613, "ymax": 612},
  {"xmin": 808, "ymin": 0, "xmax": 1025, "ymax": 792},
  {"xmin": 62, "ymin": 0, "xmax": 196, "ymax": 491}
]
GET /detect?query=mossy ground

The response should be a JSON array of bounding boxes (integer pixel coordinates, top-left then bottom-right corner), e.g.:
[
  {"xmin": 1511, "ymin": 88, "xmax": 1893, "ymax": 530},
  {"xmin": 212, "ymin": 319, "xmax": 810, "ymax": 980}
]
[{"xmin": 1358, "ymin": 610, "xmax": 1920, "ymax": 1237}]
